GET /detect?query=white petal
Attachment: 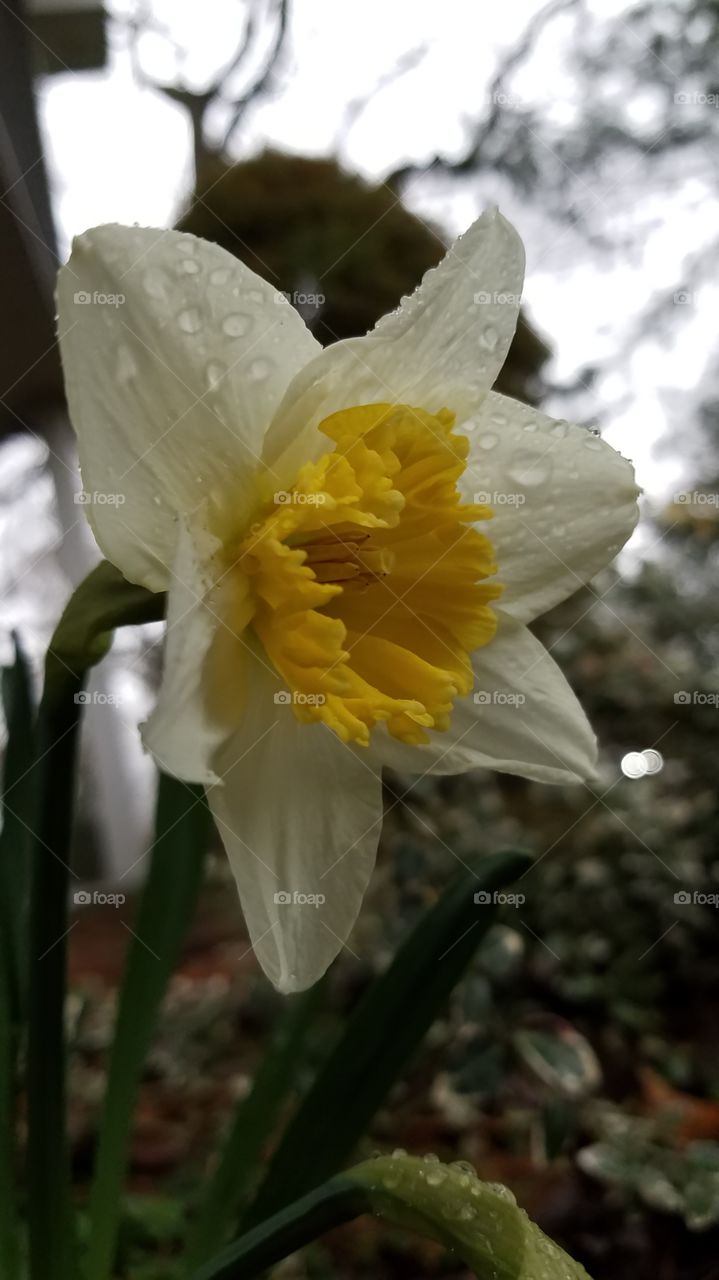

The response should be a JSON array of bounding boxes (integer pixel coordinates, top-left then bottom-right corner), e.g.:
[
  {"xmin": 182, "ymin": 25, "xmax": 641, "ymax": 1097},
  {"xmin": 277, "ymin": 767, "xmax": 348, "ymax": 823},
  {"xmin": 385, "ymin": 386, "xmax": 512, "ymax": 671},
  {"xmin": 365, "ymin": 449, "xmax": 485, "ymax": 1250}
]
[
  {"xmin": 262, "ymin": 208, "xmax": 524, "ymax": 478},
  {"xmin": 372, "ymin": 612, "xmax": 597, "ymax": 785},
  {"xmin": 140, "ymin": 511, "xmax": 249, "ymax": 786},
  {"xmin": 208, "ymin": 653, "xmax": 383, "ymax": 993},
  {"xmin": 461, "ymin": 392, "xmax": 640, "ymax": 623},
  {"xmin": 57, "ymin": 225, "xmax": 320, "ymax": 590}
]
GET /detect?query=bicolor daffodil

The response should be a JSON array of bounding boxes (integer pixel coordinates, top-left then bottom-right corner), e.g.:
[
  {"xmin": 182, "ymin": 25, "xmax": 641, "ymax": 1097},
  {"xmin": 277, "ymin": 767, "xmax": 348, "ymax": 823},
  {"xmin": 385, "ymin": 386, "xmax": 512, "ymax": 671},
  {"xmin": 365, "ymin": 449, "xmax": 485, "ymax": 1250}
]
[{"xmin": 57, "ymin": 210, "xmax": 639, "ymax": 992}]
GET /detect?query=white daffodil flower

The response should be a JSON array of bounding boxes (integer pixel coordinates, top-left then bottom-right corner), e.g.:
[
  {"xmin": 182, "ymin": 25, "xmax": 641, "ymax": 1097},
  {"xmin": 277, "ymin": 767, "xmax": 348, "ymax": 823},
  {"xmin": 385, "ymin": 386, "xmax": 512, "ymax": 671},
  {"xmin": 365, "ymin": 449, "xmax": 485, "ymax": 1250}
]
[{"xmin": 57, "ymin": 211, "xmax": 639, "ymax": 992}]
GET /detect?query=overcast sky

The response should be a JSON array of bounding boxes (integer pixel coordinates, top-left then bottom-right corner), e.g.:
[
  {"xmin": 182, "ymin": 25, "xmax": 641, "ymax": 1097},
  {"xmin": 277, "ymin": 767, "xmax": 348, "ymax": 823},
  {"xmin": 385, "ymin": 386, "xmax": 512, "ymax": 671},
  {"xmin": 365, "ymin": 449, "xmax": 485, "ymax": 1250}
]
[{"xmin": 35, "ymin": 0, "xmax": 719, "ymax": 505}]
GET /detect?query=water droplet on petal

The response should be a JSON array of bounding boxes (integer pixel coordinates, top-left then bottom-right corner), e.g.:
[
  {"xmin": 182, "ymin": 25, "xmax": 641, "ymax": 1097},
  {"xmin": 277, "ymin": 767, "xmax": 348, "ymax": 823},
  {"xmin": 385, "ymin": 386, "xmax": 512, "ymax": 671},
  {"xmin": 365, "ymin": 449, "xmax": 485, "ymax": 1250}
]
[
  {"xmin": 480, "ymin": 324, "xmax": 498, "ymax": 350},
  {"xmin": 246, "ymin": 289, "xmax": 264, "ymax": 304},
  {"xmin": 210, "ymin": 267, "xmax": 231, "ymax": 286},
  {"xmin": 143, "ymin": 268, "xmax": 166, "ymax": 299},
  {"xmin": 115, "ymin": 344, "xmax": 137, "ymax": 384},
  {"xmin": 249, "ymin": 356, "xmax": 272, "ymax": 381},
  {"xmin": 179, "ymin": 258, "xmax": 200, "ymax": 274},
  {"xmin": 206, "ymin": 360, "xmax": 227, "ymax": 390},
  {"xmin": 222, "ymin": 313, "xmax": 252, "ymax": 338},
  {"xmin": 551, "ymin": 419, "xmax": 569, "ymax": 438},
  {"xmin": 177, "ymin": 238, "xmax": 195, "ymax": 255},
  {"xmin": 479, "ymin": 433, "xmax": 499, "ymax": 451},
  {"xmin": 177, "ymin": 307, "xmax": 201, "ymax": 335},
  {"xmin": 507, "ymin": 454, "xmax": 552, "ymax": 487},
  {"xmin": 584, "ymin": 437, "xmax": 602, "ymax": 451}
]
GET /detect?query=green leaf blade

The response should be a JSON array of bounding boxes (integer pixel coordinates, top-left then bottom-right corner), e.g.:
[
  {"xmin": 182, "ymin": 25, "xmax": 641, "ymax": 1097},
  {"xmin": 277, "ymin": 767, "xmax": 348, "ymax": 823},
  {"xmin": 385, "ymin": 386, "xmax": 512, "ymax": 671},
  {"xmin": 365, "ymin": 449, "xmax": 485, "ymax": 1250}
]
[
  {"xmin": 85, "ymin": 773, "xmax": 210, "ymax": 1280},
  {"xmin": 248, "ymin": 849, "xmax": 531, "ymax": 1222}
]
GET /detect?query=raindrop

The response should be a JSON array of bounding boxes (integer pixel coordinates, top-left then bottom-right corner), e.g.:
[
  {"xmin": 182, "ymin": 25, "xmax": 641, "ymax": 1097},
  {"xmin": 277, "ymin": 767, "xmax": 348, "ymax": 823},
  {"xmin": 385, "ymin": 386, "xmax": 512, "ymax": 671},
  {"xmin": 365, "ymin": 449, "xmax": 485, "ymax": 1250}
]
[
  {"xmin": 507, "ymin": 456, "xmax": 551, "ymax": 488},
  {"xmin": 584, "ymin": 438, "xmax": 602, "ymax": 451},
  {"xmin": 177, "ymin": 307, "xmax": 201, "ymax": 335},
  {"xmin": 480, "ymin": 324, "xmax": 498, "ymax": 350},
  {"xmin": 115, "ymin": 344, "xmax": 137, "ymax": 384},
  {"xmin": 551, "ymin": 419, "xmax": 569, "ymax": 438},
  {"xmin": 179, "ymin": 258, "xmax": 200, "ymax": 275},
  {"xmin": 642, "ymin": 748, "xmax": 664, "ymax": 775},
  {"xmin": 206, "ymin": 360, "xmax": 227, "ymax": 390},
  {"xmin": 210, "ymin": 267, "xmax": 231, "ymax": 286},
  {"xmin": 485, "ymin": 1182, "xmax": 517, "ymax": 1205},
  {"xmin": 425, "ymin": 1168, "xmax": 447, "ymax": 1187},
  {"xmin": 391, "ymin": 1147, "xmax": 407, "ymax": 1158},
  {"xmin": 522, "ymin": 421, "xmax": 537, "ymax": 432},
  {"xmin": 143, "ymin": 268, "xmax": 165, "ymax": 299},
  {"xmin": 249, "ymin": 357, "xmax": 272, "ymax": 381},
  {"xmin": 621, "ymin": 751, "xmax": 647, "ymax": 779},
  {"xmin": 222, "ymin": 313, "xmax": 252, "ymax": 338},
  {"xmin": 177, "ymin": 238, "xmax": 195, "ymax": 255},
  {"xmin": 246, "ymin": 289, "xmax": 264, "ymax": 304},
  {"xmin": 153, "ymin": 495, "xmax": 162, "ymax": 506},
  {"xmin": 479, "ymin": 433, "xmax": 499, "ymax": 451}
]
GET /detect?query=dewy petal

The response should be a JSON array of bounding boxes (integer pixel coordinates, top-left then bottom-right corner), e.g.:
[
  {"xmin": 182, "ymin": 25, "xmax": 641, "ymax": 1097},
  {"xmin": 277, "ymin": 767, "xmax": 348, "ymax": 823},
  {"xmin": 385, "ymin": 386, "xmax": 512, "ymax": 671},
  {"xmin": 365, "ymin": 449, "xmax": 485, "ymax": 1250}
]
[
  {"xmin": 57, "ymin": 225, "xmax": 321, "ymax": 591},
  {"xmin": 460, "ymin": 392, "xmax": 640, "ymax": 623},
  {"xmin": 262, "ymin": 208, "xmax": 525, "ymax": 480},
  {"xmin": 372, "ymin": 611, "xmax": 597, "ymax": 785},
  {"xmin": 208, "ymin": 652, "xmax": 383, "ymax": 993},
  {"xmin": 140, "ymin": 511, "xmax": 248, "ymax": 786}
]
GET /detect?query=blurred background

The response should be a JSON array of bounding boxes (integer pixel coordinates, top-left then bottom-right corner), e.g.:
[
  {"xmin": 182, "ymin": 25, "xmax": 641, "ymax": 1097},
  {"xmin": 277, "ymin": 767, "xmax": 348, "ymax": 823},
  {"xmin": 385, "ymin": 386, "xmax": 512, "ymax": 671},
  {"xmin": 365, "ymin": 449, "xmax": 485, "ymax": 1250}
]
[{"xmin": 2, "ymin": 1, "xmax": 719, "ymax": 1276}]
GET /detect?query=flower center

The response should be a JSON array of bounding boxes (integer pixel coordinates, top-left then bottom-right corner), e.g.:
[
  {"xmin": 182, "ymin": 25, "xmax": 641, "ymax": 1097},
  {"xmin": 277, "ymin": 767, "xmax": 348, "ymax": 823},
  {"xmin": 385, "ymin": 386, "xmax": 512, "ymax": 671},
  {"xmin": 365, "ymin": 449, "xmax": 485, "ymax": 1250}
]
[{"xmin": 232, "ymin": 403, "xmax": 502, "ymax": 747}]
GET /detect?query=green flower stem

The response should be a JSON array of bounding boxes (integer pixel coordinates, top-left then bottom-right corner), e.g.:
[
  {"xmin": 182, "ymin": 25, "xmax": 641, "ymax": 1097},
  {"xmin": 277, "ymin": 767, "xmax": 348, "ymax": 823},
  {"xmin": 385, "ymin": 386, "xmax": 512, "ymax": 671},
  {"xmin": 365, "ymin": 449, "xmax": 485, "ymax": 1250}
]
[
  {"xmin": 192, "ymin": 1154, "xmax": 594, "ymax": 1280},
  {"xmin": 25, "ymin": 561, "xmax": 165, "ymax": 1280},
  {"xmin": 27, "ymin": 672, "xmax": 85, "ymax": 1280}
]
